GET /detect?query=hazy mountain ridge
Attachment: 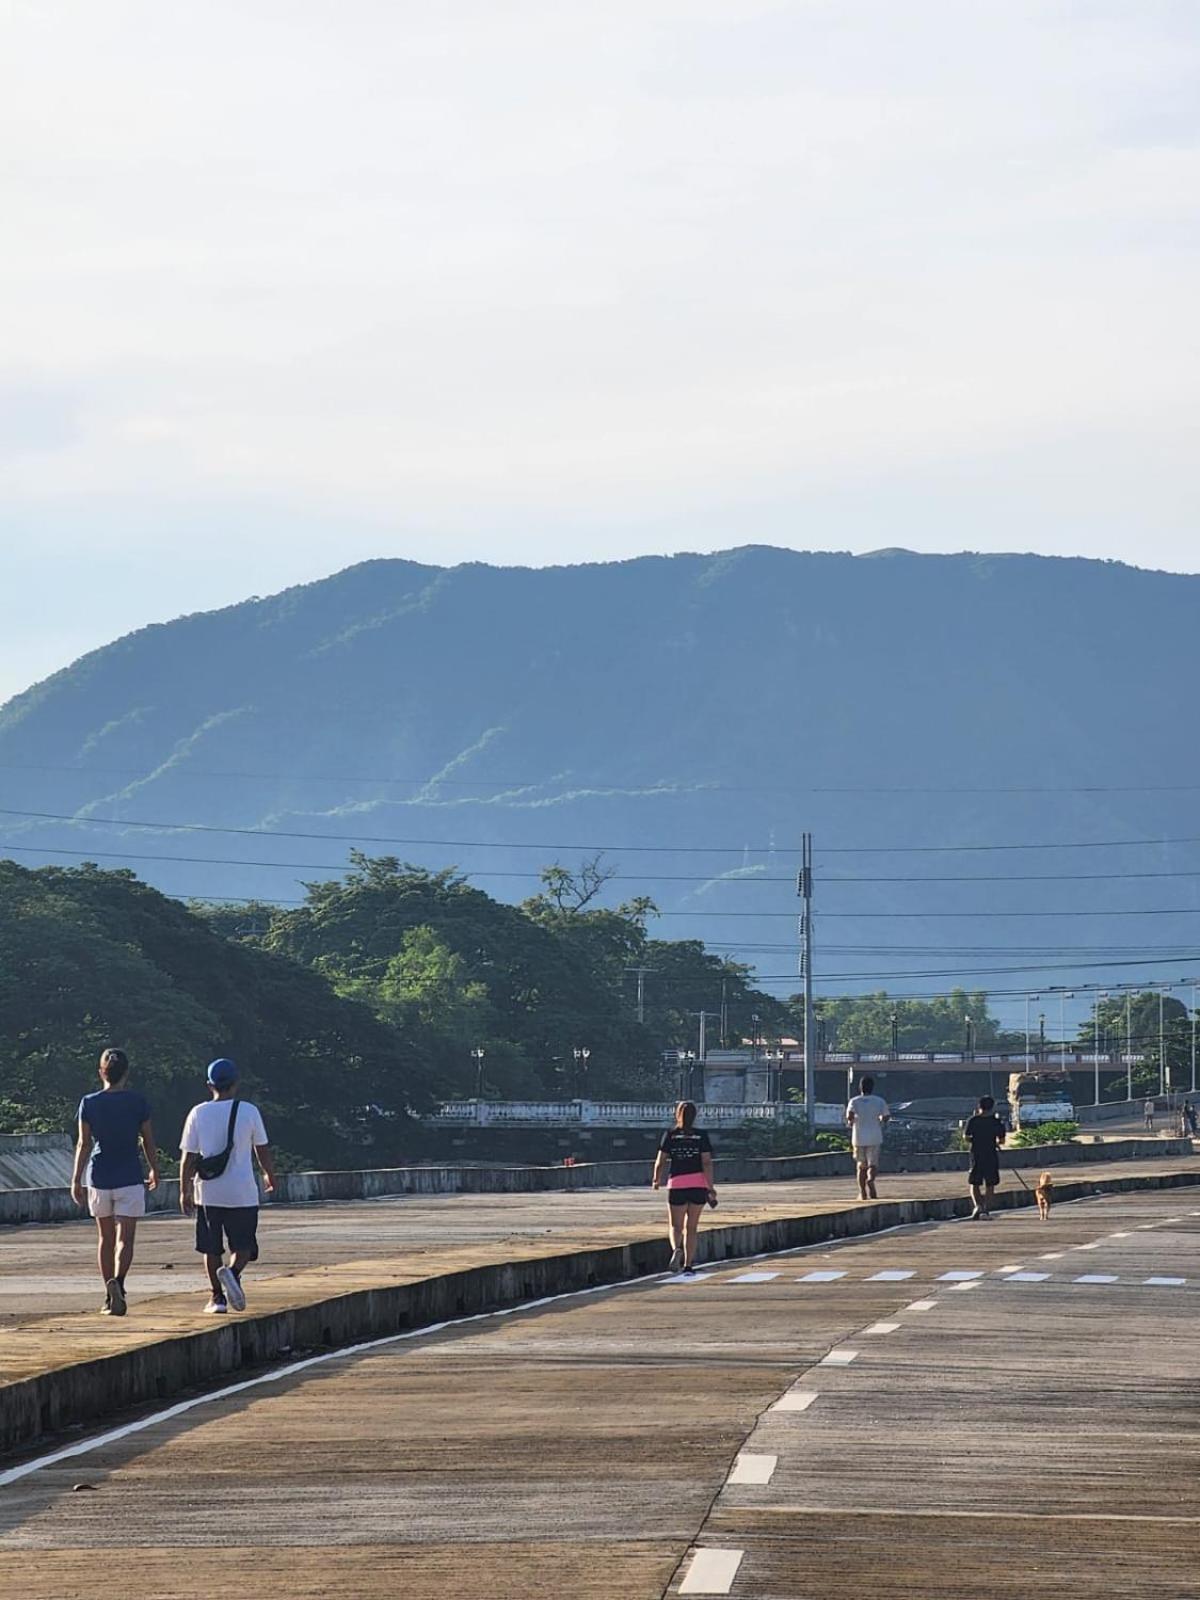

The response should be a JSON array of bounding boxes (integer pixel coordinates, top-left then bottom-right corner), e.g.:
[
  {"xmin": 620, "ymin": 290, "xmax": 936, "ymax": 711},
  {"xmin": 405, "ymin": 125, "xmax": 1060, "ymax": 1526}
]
[{"xmin": 2, "ymin": 547, "xmax": 1198, "ymax": 1001}]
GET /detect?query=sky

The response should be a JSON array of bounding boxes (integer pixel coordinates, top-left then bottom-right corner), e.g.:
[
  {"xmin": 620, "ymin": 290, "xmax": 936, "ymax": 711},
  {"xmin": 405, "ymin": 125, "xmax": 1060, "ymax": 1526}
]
[{"xmin": 2, "ymin": 0, "xmax": 1198, "ymax": 704}]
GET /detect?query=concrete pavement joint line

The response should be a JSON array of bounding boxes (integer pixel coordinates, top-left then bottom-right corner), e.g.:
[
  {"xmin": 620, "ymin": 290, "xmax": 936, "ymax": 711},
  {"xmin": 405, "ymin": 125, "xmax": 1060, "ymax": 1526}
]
[
  {"xmin": 727, "ymin": 1453, "xmax": 777, "ymax": 1486},
  {"xmin": 738, "ymin": 1504, "xmax": 1200, "ymax": 1526},
  {"xmin": 678, "ymin": 1548, "xmax": 744, "ymax": 1595},
  {"xmin": 770, "ymin": 1389, "xmax": 819, "ymax": 1413}
]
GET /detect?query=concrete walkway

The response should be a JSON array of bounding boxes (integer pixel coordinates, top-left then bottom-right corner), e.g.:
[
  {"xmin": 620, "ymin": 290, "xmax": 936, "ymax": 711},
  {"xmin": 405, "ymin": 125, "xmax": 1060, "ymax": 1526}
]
[
  {"xmin": 3, "ymin": 1183, "xmax": 1198, "ymax": 1597},
  {"xmin": 1, "ymin": 1150, "xmax": 1196, "ymax": 1451}
]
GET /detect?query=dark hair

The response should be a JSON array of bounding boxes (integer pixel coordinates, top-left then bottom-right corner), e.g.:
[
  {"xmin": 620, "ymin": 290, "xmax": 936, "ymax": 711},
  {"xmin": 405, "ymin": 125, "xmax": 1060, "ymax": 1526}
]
[
  {"xmin": 100, "ymin": 1048, "xmax": 129, "ymax": 1085},
  {"xmin": 979, "ymin": 1094, "xmax": 995, "ymax": 1111},
  {"xmin": 674, "ymin": 1100, "xmax": 697, "ymax": 1131},
  {"xmin": 859, "ymin": 1075, "xmax": 875, "ymax": 1094}
]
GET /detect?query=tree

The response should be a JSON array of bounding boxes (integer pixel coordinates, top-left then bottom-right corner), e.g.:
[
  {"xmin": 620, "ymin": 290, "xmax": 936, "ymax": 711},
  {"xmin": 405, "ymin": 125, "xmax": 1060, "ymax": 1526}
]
[{"xmin": 786, "ymin": 990, "xmax": 1019, "ymax": 1055}]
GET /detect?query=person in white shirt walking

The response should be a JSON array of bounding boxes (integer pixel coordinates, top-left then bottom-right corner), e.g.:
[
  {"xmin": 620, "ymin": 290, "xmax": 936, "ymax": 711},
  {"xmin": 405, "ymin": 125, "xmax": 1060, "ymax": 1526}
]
[
  {"xmin": 845, "ymin": 1074, "xmax": 891, "ymax": 1201},
  {"xmin": 179, "ymin": 1058, "xmax": 276, "ymax": 1314}
]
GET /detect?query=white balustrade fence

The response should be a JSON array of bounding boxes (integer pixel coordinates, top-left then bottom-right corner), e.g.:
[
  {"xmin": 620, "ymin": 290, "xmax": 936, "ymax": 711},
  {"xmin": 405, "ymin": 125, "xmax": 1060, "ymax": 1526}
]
[{"xmin": 426, "ymin": 1099, "xmax": 845, "ymax": 1129}]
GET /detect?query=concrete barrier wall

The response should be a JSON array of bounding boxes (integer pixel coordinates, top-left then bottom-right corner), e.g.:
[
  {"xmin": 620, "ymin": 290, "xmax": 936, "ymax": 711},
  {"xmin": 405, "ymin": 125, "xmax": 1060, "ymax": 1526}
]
[
  {"xmin": 4, "ymin": 1160, "xmax": 1198, "ymax": 1458},
  {"xmin": 0, "ymin": 1137, "xmax": 1189, "ymax": 1226},
  {"xmin": 0, "ymin": 1133, "xmax": 74, "ymax": 1193}
]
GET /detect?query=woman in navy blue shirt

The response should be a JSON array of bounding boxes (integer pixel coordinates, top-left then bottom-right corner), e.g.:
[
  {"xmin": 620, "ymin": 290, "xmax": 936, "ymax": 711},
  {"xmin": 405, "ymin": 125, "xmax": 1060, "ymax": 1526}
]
[
  {"xmin": 71, "ymin": 1047, "xmax": 159, "ymax": 1316},
  {"xmin": 651, "ymin": 1100, "xmax": 716, "ymax": 1274}
]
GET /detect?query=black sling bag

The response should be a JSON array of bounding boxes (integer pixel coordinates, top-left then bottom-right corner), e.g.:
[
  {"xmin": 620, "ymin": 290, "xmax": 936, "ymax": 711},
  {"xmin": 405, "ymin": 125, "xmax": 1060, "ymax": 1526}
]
[{"xmin": 195, "ymin": 1099, "xmax": 241, "ymax": 1181}]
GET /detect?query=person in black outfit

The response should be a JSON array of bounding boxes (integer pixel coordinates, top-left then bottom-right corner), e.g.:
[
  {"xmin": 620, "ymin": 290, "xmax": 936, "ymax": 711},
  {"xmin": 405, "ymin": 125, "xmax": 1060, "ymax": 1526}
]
[
  {"xmin": 964, "ymin": 1094, "xmax": 1006, "ymax": 1220},
  {"xmin": 651, "ymin": 1100, "xmax": 716, "ymax": 1273}
]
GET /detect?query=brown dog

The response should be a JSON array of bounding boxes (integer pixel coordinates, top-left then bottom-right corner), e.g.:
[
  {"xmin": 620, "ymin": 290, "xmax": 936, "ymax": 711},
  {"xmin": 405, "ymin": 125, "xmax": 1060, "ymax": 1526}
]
[{"xmin": 1035, "ymin": 1171, "xmax": 1054, "ymax": 1221}]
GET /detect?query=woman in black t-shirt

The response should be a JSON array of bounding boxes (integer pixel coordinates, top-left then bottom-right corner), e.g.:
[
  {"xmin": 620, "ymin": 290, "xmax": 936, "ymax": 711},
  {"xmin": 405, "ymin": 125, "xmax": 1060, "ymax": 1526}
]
[{"xmin": 651, "ymin": 1100, "xmax": 716, "ymax": 1274}]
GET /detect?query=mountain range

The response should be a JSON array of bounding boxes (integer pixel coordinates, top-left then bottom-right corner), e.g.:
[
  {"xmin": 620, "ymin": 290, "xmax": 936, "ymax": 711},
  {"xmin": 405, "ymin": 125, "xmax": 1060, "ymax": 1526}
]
[{"xmin": 2, "ymin": 546, "xmax": 1198, "ymax": 1020}]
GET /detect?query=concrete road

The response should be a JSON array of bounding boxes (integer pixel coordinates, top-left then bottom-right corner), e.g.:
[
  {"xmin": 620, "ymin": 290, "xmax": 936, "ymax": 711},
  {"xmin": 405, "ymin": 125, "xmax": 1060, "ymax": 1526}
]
[{"xmin": 3, "ymin": 1186, "xmax": 1199, "ymax": 1598}]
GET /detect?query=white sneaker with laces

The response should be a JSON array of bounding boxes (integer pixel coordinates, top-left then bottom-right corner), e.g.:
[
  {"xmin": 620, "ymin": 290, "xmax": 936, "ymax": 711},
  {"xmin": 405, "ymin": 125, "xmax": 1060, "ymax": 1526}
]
[
  {"xmin": 203, "ymin": 1299, "xmax": 228, "ymax": 1315},
  {"xmin": 217, "ymin": 1264, "xmax": 246, "ymax": 1311}
]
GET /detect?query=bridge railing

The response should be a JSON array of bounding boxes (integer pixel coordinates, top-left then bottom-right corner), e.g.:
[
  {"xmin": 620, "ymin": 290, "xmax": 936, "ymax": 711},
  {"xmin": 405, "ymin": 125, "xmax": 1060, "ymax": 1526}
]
[{"xmin": 426, "ymin": 1099, "xmax": 845, "ymax": 1129}]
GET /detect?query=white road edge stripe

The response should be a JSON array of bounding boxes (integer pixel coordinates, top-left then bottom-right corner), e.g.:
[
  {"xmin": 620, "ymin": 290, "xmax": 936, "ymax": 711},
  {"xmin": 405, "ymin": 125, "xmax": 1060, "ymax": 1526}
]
[
  {"xmin": 680, "ymin": 1548, "xmax": 745, "ymax": 1594},
  {"xmin": 771, "ymin": 1389, "xmax": 819, "ymax": 1412},
  {"xmin": 728, "ymin": 1453, "xmax": 778, "ymax": 1485}
]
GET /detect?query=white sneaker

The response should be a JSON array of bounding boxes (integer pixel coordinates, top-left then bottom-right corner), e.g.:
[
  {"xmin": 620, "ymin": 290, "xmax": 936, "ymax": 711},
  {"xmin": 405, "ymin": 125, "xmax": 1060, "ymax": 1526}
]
[
  {"xmin": 217, "ymin": 1264, "xmax": 246, "ymax": 1312},
  {"xmin": 203, "ymin": 1298, "xmax": 228, "ymax": 1315},
  {"xmin": 668, "ymin": 1245, "xmax": 684, "ymax": 1273}
]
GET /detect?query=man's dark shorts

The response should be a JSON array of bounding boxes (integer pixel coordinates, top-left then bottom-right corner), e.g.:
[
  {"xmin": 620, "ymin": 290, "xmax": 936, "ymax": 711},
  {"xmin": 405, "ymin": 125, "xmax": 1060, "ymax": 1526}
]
[
  {"xmin": 968, "ymin": 1159, "xmax": 1001, "ymax": 1188},
  {"xmin": 195, "ymin": 1205, "xmax": 259, "ymax": 1259}
]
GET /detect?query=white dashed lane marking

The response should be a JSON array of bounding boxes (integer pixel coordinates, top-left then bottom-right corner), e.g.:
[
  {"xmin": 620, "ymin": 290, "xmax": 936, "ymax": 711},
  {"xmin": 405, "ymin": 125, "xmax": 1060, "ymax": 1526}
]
[
  {"xmin": 679, "ymin": 1547, "xmax": 744, "ymax": 1594},
  {"xmin": 905, "ymin": 1299, "xmax": 937, "ymax": 1311},
  {"xmin": 797, "ymin": 1270, "xmax": 846, "ymax": 1283},
  {"xmin": 1075, "ymin": 1274, "xmax": 1119, "ymax": 1284},
  {"xmin": 727, "ymin": 1453, "xmax": 777, "ymax": 1485},
  {"xmin": 821, "ymin": 1348, "xmax": 859, "ymax": 1366},
  {"xmin": 1040, "ymin": 1252, "xmax": 1065, "ymax": 1260},
  {"xmin": 1005, "ymin": 1272, "xmax": 1050, "ymax": 1282},
  {"xmin": 1145, "ymin": 1276, "xmax": 1187, "ymax": 1287},
  {"xmin": 939, "ymin": 1270, "xmax": 984, "ymax": 1281},
  {"xmin": 868, "ymin": 1269, "xmax": 915, "ymax": 1281},
  {"xmin": 728, "ymin": 1272, "xmax": 779, "ymax": 1284},
  {"xmin": 770, "ymin": 1388, "xmax": 818, "ymax": 1413},
  {"xmin": 951, "ymin": 1281, "xmax": 981, "ymax": 1291},
  {"xmin": 863, "ymin": 1321, "xmax": 901, "ymax": 1336}
]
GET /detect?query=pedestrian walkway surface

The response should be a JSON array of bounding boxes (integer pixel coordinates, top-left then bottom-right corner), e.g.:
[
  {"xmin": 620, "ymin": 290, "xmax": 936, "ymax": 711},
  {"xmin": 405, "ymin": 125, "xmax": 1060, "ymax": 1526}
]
[
  {"xmin": 0, "ymin": 1155, "xmax": 1187, "ymax": 1390},
  {"xmin": 2, "ymin": 1185, "xmax": 1198, "ymax": 1597}
]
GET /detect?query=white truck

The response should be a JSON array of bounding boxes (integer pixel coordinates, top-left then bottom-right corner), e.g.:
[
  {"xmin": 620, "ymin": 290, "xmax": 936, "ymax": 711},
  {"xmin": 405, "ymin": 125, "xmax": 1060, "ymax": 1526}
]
[{"xmin": 1007, "ymin": 1070, "xmax": 1075, "ymax": 1130}]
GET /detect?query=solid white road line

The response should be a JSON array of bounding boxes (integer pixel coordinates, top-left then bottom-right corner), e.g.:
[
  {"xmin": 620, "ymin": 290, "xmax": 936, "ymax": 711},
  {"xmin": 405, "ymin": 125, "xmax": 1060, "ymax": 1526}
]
[
  {"xmin": 821, "ymin": 1348, "xmax": 859, "ymax": 1365},
  {"xmin": 680, "ymin": 1548, "xmax": 745, "ymax": 1594},
  {"xmin": 729, "ymin": 1271, "xmax": 779, "ymax": 1283},
  {"xmin": 868, "ymin": 1269, "xmax": 915, "ymax": 1281},
  {"xmin": 1005, "ymin": 1272, "xmax": 1050, "ymax": 1282},
  {"xmin": 771, "ymin": 1388, "xmax": 819, "ymax": 1413},
  {"xmin": 905, "ymin": 1299, "xmax": 937, "ymax": 1311},
  {"xmin": 938, "ymin": 1270, "xmax": 983, "ymax": 1281},
  {"xmin": 863, "ymin": 1321, "xmax": 900, "ymax": 1335},
  {"xmin": 797, "ymin": 1269, "xmax": 846, "ymax": 1282},
  {"xmin": 1075, "ymin": 1274, "xmax": 1119, "ymax": 1284},
  {"xmin": 728, "ymin": 1453, "xmax": 778, "ymax": 1486},
  {"xmin": 1144, "ymin": 1276, "xmax": 1186, "ymax": 1286}
]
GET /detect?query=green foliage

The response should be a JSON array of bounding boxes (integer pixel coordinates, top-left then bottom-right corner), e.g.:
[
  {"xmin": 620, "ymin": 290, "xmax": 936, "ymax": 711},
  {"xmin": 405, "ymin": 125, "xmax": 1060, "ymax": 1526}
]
[
  {"xmin": 814, "ymin": 1131, "xmax": 851, "ymax": 1153},
  {"xmin": 1008, "ymin": 1120, "xmax": 1079, "ymax": 1147},
  {"xmin": 790, "ymin": 989, "xmax": 1019, "ymax": 1054},
  {"xmin": 0, "ymin": 862, "xmax": 435, "ymax": 1165}
]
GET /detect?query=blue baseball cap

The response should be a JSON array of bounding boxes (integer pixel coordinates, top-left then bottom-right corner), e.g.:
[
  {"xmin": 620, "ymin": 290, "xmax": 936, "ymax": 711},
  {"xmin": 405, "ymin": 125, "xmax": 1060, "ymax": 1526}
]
[{"xmin": 207, "ymin": 1057, "xmax": 238, "ymax": 1088}]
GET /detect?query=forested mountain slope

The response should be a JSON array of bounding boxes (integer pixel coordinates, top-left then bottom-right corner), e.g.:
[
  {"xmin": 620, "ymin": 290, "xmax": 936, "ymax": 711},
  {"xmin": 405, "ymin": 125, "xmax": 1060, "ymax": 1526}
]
[{"xmin": 2, "ymin": 547, "xmax": 1197, "ymax": 999}]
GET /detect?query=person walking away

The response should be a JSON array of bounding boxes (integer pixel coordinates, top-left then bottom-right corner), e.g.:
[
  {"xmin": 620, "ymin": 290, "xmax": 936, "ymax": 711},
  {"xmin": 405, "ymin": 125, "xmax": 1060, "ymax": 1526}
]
[
  {"xmin": 1144, "ymin": 1097, "xmax": 1156, "ymax": 1133},
  {"xmin": 1186, "ymin": 1100, "xmax": 1198, "ymax": 1137},
  {"xmin": 652, "ymin": 1101, "xmax": 716, "ymax": 1274},
  {"xmin": 179, "ymin": 1058, "xmax": 275, "ymax": 1314},
  {"xmin": 964, "ymin": 1094, "xmax": 1007, "ymax": 1220},
  {"xmin": 845, "ymin": 1075, "xmax": 891, "ymax": 1200},
  {"xmin": 71, "ymin": 1048, "xmax": 159, "ymax": 1316}
]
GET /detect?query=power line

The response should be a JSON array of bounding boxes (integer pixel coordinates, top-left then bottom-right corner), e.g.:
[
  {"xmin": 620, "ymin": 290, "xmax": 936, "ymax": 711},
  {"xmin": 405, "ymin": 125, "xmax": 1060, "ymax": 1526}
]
[
  {"xmin": 10, "ymin": 838, "xmax": 1200, "ymax": 887},
  {"xmin": 3, "ymin": 805, "xmax": 1200, "ymax": 857}
]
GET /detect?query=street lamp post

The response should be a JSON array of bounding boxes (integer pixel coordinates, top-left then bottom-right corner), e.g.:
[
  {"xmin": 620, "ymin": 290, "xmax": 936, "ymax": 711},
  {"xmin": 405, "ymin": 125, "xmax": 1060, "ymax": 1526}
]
[
  {"xmin": 1024, "ymin": 994, "xmax": 1041, "ymax": 1068},
  {"xmin": 1125, "ymin": 990, "xmax": 1133, "ymax": 1102},
  {"xmin": 890, "ymin": 1009, "xmax": 899, "ymax": 1061},
  {"xmin": 1093, "ymin": 992, "xmax": 1109, "ymax": 1107},
  {"xmin": 1056, "ymin": 991, "xmax": 1074, "ymax": 1073},
  {"xmin": 1159, "ymin": 986, "xmax": 1167, "ymax": 1099},
  {"xmin": 572, "ymin": 1047, "xmax": 591, "ymax": 1098},
  {"xmin": 1191, "ymin": 983, "xmax": 1199, "ymax": 1097},
  {"xmin": 470, "ymin": 1046, "xmax": 486, "ymax": 1100}
]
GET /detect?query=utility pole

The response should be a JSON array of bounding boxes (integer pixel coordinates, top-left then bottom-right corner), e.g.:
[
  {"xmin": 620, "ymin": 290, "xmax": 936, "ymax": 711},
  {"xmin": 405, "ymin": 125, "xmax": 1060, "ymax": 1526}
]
[
  {"xmin": 626, "ymin": 965, "xmax": 653, "ymax": 1025},
  {"xmin": 797, "ymin": 832, "xmax": 815, "ymax": 1124}
]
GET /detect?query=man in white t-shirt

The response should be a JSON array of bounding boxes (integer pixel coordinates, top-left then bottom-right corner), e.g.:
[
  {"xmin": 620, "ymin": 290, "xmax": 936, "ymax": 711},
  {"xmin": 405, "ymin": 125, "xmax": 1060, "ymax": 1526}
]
[
  {"xmin": 180, "ymin": 1058, "xmax": 276, "ymax": 1315},
  {"xmin": 845, "ymin": 1074, "xmax": 891, "ymax": 1201}
]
